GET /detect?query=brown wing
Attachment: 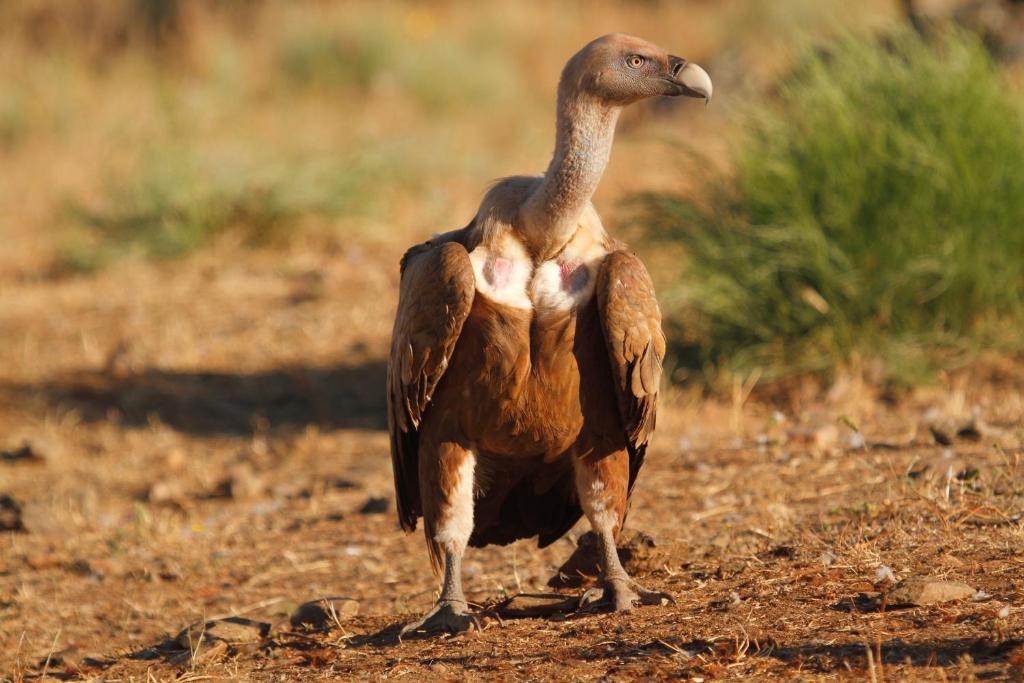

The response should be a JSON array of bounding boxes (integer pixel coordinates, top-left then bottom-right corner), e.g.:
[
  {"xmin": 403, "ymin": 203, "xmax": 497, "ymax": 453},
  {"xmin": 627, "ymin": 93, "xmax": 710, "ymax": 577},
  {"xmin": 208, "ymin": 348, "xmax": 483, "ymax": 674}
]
[
  {"xmin": 388, "ymin": 238, "xmax": 476, "ymax": 532},
  {"xmin": 596, "ymin": 249, "xmax": 666, "ymax": 492}
]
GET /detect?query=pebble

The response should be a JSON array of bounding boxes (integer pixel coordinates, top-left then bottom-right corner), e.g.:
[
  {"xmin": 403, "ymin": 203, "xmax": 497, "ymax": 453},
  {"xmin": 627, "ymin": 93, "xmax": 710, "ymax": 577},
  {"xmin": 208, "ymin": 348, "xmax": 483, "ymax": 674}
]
[
  {"xmin": 176, "ymin": 616, "xmax": 270, "ymax": 649},
  {"xmin": 290, "ymin": 597, "xmax": 360, "ymax": 628},
  {"xmin": 887, "ymin": 579, "xmax": 976, "ymax": 606}
]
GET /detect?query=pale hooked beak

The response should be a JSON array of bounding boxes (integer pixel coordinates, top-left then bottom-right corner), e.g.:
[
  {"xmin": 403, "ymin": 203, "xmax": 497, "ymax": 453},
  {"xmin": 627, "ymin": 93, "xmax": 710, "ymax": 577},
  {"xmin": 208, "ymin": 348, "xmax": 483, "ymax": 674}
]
[{"xmin": 667, "ymin": 56, "xmax": 713, "ymax": 104}]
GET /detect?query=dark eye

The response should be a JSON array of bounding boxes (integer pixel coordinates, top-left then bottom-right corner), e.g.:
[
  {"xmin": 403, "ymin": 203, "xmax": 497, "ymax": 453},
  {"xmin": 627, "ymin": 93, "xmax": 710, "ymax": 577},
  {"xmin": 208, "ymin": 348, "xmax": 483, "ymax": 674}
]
[{"xmin": 627, "ymin": 55, "xmax": 645, "ymax": 69}]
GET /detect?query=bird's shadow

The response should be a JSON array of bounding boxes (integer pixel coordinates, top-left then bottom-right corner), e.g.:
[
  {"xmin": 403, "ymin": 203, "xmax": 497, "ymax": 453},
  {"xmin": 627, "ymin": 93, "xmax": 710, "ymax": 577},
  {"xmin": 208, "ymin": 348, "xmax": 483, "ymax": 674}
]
[{"xmin": 4, "ymin": 360, "xmax": 388, "ymax": 435}]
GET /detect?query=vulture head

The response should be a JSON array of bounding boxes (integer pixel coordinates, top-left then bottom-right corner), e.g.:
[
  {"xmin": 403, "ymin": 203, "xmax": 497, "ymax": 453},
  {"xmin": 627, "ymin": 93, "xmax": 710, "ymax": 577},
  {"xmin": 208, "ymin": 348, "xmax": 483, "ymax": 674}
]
[{"xmin": 561, "ymin": 33, "xmax": 713, "ymax": 106}]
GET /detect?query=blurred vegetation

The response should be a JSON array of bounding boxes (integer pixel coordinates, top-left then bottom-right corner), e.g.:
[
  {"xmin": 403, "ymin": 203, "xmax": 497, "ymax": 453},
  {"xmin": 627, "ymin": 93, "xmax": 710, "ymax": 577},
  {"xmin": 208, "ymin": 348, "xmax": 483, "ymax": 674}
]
[
  {"xmin": 9, "ymin": 0, "xmax": 1020, "ymax": 385},
  {"xmin": 61, "ymin": 151, "xmax": 386, "ymax": 269},
  {"xmin": 9, "ymin": 3, "xmax": 528, "ymax": 272},
  {"xmin": 277, "ymin": 16, "xmax": 517, "ymax": 112},
  {"xmin": 638, "ymin": 29, "xmax": 1024, "ymax": 385}
]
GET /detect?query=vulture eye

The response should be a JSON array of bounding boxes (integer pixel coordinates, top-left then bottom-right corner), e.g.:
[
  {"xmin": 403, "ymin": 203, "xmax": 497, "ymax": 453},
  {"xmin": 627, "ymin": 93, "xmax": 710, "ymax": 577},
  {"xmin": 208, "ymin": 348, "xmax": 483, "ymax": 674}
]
[{"xmin": 627, "ymin": 55, "xmax": 645, "ymax": 69}]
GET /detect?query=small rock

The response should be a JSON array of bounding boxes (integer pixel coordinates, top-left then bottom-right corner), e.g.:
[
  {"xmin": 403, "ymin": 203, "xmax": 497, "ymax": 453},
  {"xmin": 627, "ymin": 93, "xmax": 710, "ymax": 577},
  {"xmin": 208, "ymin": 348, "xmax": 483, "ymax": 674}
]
[
  {"xmin": 0, "ymin": 495, "xmax": 26, "ymax": 532},
  {"xmin": 359, "ymin": 496, "xmax": 389, "ymax": 514},
  {"xmin": 498, "ymin": 593, "xmax": 578, "ymax": 618},
  {"xmin": 886, "ymin": 578, "xmax": 976, "ymax": 606},
  {"xmin": 176, "ymin": 616, "xmax": 270, "ymax": 649},
  {"xmin": 290, "ymin": 597, "xmax": 360, "ymax": 629}
]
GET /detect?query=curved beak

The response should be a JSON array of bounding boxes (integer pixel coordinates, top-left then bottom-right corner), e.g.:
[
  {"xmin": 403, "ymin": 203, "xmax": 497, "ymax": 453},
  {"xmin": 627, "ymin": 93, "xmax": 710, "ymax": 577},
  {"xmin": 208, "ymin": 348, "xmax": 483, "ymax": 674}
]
[{"xmin": 667, "ymin": 56, "xmax": 713, "ymax": 104}]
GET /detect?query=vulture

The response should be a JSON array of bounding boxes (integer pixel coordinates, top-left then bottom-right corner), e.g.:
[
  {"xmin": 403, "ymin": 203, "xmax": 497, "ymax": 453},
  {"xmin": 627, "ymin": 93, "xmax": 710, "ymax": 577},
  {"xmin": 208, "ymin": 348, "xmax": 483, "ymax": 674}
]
[{"xmin": 388, "ymin": 33, "xmax": 712, "ymax": 635}]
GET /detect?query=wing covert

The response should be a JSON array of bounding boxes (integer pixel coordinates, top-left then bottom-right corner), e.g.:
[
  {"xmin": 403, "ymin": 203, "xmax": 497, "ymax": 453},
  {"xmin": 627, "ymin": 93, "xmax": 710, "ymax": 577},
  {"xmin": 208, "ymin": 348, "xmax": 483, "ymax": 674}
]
[
  {"xmin": 388, "ymin": 239, "xmax": 475, "ymax": 532},
  {"xmin": 596, "ymin": 250, "xmax": 666, "ymax": 490}
]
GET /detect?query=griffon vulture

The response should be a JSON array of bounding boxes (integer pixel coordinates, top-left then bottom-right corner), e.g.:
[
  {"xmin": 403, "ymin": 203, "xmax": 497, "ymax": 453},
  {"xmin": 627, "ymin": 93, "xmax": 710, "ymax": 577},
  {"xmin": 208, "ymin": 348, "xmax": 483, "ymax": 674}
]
[{"xmin": 388, "ymin": 33, "xmax": 712, "ymax": 635}]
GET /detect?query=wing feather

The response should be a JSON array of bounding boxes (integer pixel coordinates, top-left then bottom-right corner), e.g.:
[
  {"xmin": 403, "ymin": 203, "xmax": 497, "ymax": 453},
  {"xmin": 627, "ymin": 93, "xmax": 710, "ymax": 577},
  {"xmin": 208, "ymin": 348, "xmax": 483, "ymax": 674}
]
[
  {"xmin": 596, "ymin": 250, "xmax": 666, "ymax": 492},
  {"xmin": 388, "ymin": 239, "xmax": 475, "ymax": 532}
]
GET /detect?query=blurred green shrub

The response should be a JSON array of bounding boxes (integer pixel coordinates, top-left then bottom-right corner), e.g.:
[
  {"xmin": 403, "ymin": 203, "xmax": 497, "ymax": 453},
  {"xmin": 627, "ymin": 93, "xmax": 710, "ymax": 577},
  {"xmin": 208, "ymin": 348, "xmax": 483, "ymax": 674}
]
[
  {"xmin": 62, "ymin": 150, "xmax": 388, "ymax": 270},
  {"xmin": 637, "ymin": 29, "xmax": 1024, "ymax": 384},
  {"xmin": 277, "ymin": 20, "xmax": 518, "ymax": 112}
]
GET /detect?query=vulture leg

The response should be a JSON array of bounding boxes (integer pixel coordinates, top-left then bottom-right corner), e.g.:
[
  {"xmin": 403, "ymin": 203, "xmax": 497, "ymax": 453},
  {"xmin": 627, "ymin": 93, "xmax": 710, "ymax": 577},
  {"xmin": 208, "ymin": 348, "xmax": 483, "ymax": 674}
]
[
  {"xmin": 574, "ymin": 449, "xmax": 672, "ymax": 612},
  {"xmin": 400, "ymin": 440, "xmax": 480, "ymax": 637}
]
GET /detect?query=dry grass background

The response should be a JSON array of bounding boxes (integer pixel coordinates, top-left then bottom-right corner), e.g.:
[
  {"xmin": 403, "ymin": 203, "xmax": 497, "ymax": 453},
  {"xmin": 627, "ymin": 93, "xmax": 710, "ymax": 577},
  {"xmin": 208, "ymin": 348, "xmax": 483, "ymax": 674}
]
[{"xmin": 1, "ymin": 1, "xmax": 1023, "ymax": 680}]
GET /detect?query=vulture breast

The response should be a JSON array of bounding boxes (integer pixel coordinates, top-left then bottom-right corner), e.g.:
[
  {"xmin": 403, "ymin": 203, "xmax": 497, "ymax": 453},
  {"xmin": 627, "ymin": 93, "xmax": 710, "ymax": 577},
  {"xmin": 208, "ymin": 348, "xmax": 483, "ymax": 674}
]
[{"xmin": 468, "ymin": 231, "xmax": 607, "ymax": 315}]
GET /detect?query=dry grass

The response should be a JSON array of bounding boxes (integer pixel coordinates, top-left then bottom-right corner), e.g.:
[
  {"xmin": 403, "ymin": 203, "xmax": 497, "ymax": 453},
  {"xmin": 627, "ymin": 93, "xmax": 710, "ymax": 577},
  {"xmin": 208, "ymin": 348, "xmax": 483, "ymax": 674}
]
[{"xmin": 1, "ymin": 2, "xmax": 1022, "ymax": 681}]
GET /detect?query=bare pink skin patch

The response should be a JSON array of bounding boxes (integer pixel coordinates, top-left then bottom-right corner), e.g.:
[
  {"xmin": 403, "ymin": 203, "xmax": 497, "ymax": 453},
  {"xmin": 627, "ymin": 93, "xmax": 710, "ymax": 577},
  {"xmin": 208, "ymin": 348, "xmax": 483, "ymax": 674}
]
[
  {"xmin": 559, "ymin": 260, "xmax": 588, "ymax": 292},
  {"xmin": 484, "ymin": 257, "xmax": 513, "ymax": 289}
]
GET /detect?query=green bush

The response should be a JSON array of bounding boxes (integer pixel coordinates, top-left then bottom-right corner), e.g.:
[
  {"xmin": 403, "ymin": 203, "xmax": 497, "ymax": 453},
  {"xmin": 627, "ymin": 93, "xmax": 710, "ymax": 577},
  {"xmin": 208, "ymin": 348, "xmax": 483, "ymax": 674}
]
[
  {"xmin": 61, "ymin": 150, "xmax": 385, "ymax": 270},
  {"xmin": 638, "ymin": 29, "xmax": 1024, "ymax": 384}
]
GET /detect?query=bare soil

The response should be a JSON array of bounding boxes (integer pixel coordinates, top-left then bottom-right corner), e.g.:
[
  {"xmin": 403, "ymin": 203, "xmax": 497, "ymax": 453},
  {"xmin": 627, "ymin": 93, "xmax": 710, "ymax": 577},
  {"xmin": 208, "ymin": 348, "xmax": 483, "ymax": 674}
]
[{"xmin": 2, "ymin": 240, "xmax": 1023, "ymax": 681}]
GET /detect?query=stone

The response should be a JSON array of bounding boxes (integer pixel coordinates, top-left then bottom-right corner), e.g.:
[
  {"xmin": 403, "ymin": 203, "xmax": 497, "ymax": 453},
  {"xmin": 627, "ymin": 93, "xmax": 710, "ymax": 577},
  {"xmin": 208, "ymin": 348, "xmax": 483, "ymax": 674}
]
[
  {"xmin": 886, "ymin": 579, "xmax": 976, "ymax": 606},
  {"xmin": 176, "ymin": 616, "xmax": 270, "ymax": 649},
  {"xmin": 290, "ymin": 597, "xmax": 360, "ymax": 629}
]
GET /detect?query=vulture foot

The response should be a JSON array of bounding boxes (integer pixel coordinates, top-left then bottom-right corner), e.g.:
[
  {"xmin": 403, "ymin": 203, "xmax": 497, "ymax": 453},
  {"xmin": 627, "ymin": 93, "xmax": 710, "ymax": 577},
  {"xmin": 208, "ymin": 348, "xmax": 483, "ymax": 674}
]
[
  {"xmin": 580, "ymin": 577, "xmax": 673, "ymax": 613},
  {"xmin": 399, "ymin": 600, "xmax": 481, "ymax": 639}
]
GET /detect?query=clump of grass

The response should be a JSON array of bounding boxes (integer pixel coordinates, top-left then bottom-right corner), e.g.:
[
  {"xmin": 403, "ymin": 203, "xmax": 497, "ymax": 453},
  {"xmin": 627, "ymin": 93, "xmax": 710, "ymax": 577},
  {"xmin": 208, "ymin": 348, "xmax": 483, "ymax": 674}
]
[
  {"xmin": 61, "ymin": 149, "xmax": 388, "ymax": 270},
  {"xmin": 638, "ymin": 28, "xmax": 1024, "ymax": 384}
]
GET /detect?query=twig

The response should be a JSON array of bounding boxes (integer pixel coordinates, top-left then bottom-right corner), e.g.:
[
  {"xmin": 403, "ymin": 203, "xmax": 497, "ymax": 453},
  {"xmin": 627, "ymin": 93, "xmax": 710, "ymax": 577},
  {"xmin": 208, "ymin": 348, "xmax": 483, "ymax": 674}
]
[
  {"xmin": 865, "ymin": 643, "xmax": 878, "ymax": 683},
  {"xmin": 41, "ymin": 628, "xmax": 61, "ymax": 679}
]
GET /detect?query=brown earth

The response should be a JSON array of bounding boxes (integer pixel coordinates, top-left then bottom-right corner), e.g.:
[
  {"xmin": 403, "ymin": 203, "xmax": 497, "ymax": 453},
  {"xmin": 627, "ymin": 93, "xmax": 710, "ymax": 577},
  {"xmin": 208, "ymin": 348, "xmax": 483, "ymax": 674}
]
[
  {"xmin": 1, "ymin": 2, "xmax": 1023, "ymax": 680},
  {"xmin": 1, "ymin": 239, "xmax": 1023, "ymax": 682}
]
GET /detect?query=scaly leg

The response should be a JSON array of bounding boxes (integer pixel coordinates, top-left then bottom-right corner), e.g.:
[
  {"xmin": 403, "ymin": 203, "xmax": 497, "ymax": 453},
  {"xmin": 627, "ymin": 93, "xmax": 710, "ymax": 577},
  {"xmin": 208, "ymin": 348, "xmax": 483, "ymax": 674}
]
[
  {"xmin": 401, "ymin": 442, "xmax": 479, "ymax": 637},
  {"xmin": 574, "ymin": 449, "xmax": 672, "ymax": 612}
]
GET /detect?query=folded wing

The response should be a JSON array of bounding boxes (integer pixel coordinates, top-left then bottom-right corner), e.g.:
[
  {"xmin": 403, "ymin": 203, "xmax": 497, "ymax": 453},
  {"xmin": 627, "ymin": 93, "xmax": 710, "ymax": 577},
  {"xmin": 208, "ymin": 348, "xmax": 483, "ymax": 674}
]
[
  {"xmin": 388, "ymin": 239, "xmax": 476, "ymax": 532},
  {"xmin": 596, "ymin": 250, "xmax": 666, "ymax": 493}
]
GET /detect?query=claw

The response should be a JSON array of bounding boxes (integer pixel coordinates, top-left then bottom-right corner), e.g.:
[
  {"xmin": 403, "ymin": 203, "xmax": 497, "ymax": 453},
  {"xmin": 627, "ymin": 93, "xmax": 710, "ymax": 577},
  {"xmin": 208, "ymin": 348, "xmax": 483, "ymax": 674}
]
[
  {"xmin": 399, "ymin": 600, "xmax": 480, "ymax": 640},
  {"xmin": 579, "ymin": 587, "xmax": 605, "ymax": 609},
  {"xmin": 578, "ymin": 578, "xmax": 673, "ymax": 613}
]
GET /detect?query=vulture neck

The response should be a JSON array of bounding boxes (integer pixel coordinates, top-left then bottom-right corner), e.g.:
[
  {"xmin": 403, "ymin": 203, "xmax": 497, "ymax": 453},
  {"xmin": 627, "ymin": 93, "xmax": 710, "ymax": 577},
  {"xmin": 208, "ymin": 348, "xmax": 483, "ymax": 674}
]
[{"xmin": 522, "ymin": 87, "xmax": 620, "ymax": 258}]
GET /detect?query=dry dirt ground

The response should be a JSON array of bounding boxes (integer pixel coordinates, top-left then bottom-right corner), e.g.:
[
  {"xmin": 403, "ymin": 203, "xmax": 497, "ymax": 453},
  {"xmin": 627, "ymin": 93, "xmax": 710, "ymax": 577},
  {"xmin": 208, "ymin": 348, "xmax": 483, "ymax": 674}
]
[{"xmin": 1, "ymin": 240, "xmax": 1023, "ymax": 682}]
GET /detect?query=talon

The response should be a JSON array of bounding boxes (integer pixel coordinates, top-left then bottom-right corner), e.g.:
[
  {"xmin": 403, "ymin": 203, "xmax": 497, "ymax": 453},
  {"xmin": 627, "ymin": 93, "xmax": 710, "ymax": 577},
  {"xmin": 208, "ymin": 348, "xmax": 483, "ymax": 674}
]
[
  {"xmin": 579, "ymin": 587, "xmax": 604, "ymax": 609},
  {"xmin": 580, "ymin": 578, "xmax": 672, "ymax": 613},
  {"xmin": 398, "ymin": 600, "xmax": 480, "ymax": 640}
]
